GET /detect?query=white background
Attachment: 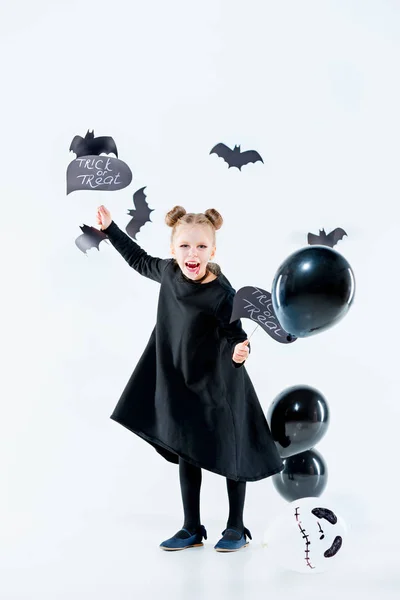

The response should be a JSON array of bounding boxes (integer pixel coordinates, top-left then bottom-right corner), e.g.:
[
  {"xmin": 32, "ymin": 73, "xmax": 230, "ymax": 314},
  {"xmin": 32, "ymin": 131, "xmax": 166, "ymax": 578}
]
[{"xmin": 1, "ymin": 0, "xmax": 399, "ymax": 597}]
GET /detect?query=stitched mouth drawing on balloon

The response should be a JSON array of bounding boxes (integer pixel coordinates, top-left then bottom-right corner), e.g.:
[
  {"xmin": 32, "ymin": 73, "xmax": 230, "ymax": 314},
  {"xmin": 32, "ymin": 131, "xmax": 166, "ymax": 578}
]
[
  {"xmin": 263, "ymin": 498, "xmax": 347, "ymax": 574},
  {"xmin": 295, "ymin": 506, "xmax": 343, "ymax": 570}
]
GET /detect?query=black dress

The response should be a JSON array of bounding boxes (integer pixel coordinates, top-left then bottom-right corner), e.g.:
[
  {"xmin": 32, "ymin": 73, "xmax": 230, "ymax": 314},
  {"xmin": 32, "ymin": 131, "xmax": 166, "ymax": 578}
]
[{"xmin": 103, "ymin": 221, "xmax": 283, "ymax": 482}]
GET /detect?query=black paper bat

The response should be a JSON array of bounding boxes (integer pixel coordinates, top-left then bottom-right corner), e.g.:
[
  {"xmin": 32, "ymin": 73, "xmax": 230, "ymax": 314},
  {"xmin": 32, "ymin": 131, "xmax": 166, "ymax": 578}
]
[
  {"xmin": 75, "ymin": 225, "xmax": 108, "ymax": 254},
  {"xmin": 69, "ymin": 129, "xmax": 118, "ymax": 158},
  {"xmin": 210, "ymin": 143, "xmax": 263, "ymax": 170},
  {"xmin": 307, "ymin": 228, "xmax": 347, "ymax": 248},
  {"xmin": 230, "ymin": 285, "xmax": 297, "ymax": 344},
  {"xmin": 126, "ymin": 186, "xmax": 154, "ymax": 240}
]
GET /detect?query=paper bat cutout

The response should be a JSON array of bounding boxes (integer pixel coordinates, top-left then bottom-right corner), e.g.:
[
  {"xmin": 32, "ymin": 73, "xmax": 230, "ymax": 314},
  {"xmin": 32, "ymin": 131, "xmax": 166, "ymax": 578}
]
[
  {"xmin": 307, "ymin": 228, "xmax": 347, "ymax": 248},
  {"xmin": 75, "ymin": 224, "xmax": 108, "ymax": 254},
  {"xmin": 69, "ymin": 129, "xmax": 118, "ymax": 158},
  {"xmin": 230, "ymin": 286, "xmax": 297, "ymax": 344},
  {"xmin": 210, "ymin": 143, "xmax": 263, "ymax": 170},
  {"xmin": 126, "ymin": 186, "xmax": 154, "ymax": 240}
]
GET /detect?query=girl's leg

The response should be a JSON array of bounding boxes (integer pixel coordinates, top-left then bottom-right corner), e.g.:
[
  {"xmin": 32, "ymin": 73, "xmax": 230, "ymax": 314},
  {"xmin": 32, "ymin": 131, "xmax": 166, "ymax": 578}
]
[
  {"xmin": 175, "ymin": 457, "xmax": 202, "ymax": 538},
  {"xmin": 226, "ymin": 478, "xmax": 246, "ymax": 532},
  {"xmin": 213, "ymin": 480, "xmax": 250, "ymax": 550}
]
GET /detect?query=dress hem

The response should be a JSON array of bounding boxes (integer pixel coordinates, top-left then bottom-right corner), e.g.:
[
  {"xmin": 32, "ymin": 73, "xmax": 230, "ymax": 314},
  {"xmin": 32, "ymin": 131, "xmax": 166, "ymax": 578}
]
[{"xmin": 109, "ymin": 415, "xmax": 284, "ymax": 483}]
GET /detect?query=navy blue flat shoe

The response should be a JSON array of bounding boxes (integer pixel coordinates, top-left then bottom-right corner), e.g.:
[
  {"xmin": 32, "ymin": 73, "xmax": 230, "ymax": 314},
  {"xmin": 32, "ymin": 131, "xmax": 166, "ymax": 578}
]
[
  {"xmin": 214, "ymin": 527, "xmax": 252, "ymax": 552},
  {"xmin": 159, "ymin": 525, "xmax": 207, "ymax": 551}
]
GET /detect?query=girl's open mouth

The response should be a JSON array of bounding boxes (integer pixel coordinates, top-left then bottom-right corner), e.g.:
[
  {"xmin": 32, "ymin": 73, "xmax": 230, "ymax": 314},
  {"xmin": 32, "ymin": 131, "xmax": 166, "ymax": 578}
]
[{"xmin": 185, "ymin": 262, "xmax": 201, "ymax": 275}]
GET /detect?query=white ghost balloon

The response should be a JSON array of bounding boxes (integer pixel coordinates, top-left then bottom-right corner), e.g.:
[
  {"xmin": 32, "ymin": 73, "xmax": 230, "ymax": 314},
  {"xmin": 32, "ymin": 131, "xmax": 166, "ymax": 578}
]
[{"xmin": 263, "ymin": 497, "xmax": 347, "ymax": 573}]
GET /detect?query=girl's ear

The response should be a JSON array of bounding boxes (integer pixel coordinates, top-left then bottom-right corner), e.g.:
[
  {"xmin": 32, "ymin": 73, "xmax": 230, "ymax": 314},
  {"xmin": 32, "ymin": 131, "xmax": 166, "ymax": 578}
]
[{"xmin": 170, "ymin": 245, "xmax": 175, "ymax": 256}]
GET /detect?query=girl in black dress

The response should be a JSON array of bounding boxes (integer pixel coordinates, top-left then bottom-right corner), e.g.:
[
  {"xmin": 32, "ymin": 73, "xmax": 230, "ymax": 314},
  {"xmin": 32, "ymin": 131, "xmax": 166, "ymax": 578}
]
[{"xmin": 96, "ymin": 204, "xmax": 283, "ymax": 552}]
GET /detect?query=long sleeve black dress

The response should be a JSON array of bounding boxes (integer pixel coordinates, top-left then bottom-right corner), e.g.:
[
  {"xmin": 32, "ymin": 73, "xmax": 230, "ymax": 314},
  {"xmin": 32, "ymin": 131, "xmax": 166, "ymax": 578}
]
[{"xmin": 103, "ymin": 221, "xmax": 283, "ymax": 482}]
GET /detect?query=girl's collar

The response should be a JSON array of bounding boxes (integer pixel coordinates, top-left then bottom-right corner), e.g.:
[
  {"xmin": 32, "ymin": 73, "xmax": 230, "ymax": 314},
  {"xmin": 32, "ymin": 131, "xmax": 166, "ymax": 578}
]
[{"xmin": 181, "ymin": 268, "xmax": 210, "ymax": 284}]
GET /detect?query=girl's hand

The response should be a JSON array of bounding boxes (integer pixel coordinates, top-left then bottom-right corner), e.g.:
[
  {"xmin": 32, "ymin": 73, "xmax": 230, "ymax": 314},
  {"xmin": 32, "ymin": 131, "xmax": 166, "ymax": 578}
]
[
  {"xmin": 233, "ymin": 339, "xmax": 249, "ymax": 364},
  {"xmin": 96, "ymin": 205, "xmax": 112, "ymax": 230}
]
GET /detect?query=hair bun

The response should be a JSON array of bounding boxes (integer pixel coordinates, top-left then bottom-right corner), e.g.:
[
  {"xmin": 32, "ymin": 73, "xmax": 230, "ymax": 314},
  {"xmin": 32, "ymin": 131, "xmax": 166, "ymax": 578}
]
[
  {"xmin": 204, "ymin": 208, "xmax": 223, "ymax": 231},
  {"xmin": 165, "ymin": 205, "xmax": 187, "ymax": 227}
]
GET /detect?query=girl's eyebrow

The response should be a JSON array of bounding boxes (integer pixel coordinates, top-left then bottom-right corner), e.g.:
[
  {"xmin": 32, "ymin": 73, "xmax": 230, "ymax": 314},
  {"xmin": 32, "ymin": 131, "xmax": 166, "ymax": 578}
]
[{"xmin": 179, "ymin": 241, "xmax": 208, "ymax": 245}]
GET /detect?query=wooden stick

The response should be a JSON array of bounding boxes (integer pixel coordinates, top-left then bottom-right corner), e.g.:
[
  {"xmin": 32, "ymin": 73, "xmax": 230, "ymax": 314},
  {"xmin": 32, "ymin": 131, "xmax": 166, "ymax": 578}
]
[{"xmin": 248, "ymin": 323, "xmax": 259, "ymax": 340}]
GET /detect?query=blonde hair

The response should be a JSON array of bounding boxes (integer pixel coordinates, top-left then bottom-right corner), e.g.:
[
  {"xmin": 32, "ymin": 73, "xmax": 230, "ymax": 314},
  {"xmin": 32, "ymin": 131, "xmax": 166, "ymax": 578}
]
[{"xmin": 165, "ymin": 205, "xmax": 223, "ymax": 245}]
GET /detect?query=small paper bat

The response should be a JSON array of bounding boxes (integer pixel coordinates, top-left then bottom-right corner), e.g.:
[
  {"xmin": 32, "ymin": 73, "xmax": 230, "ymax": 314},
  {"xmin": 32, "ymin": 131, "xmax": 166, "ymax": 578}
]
[
  {"xmin": 75, "ymin": 224, "xmax": 108, "ymax": 254},
  {"xmin": 69, "ymin": 129, "xmax": 118, "ymax": 158},
  {"xmin": 126, "ymin": 186, "xmax": 154, "ymax": 240},
  {"xmin": 210, "ymin": 143, "xmax": 263, "ymax": 170},
  {"xmin": 307, "ymin": 228, "xmax": 347, "ymax": 248}
]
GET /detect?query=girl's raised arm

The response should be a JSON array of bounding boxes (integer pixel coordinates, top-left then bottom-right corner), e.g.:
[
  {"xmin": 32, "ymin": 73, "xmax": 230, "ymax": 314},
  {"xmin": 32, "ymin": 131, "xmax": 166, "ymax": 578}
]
[{"xmin": 101, "ymin": 220, "xmax": 171, "ymax": 284}]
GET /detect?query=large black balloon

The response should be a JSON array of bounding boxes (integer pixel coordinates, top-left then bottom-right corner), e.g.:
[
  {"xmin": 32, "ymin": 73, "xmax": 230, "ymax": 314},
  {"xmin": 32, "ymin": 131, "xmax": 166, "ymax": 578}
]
[
  {"xmin": 271, "ymin": 246, "xmax": 355, "ymax": 338},
  {"xmin": 267, "ymin": 385, "xmax": 330, "ymax": 458},
  {"xmin": 272, "ymin": 448, "xmax": 328, "ymax": 502}
]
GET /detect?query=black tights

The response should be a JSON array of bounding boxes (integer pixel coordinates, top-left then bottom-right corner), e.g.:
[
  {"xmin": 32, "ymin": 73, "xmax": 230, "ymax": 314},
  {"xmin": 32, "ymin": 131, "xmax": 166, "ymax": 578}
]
[{"xmin": 179, "ymin": 457, "xmax": 246, "ymax": 534}]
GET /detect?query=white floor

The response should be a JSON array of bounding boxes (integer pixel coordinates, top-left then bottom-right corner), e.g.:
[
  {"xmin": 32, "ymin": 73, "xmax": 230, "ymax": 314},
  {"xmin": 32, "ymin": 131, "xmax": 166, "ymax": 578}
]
[{"xmin": 2, "ymin": 511, "xmax": 399, "ymax": 600}]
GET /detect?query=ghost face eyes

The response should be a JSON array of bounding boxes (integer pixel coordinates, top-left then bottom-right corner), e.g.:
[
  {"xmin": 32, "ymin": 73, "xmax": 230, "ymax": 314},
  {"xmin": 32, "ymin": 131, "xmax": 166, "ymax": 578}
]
[
  {"xmin": 311, "ymin": 508, "xmax": 344, "ymax": 559},
  {"xmin": 324, "ymin": 535, "xmax": 343, "ymax": 558}
]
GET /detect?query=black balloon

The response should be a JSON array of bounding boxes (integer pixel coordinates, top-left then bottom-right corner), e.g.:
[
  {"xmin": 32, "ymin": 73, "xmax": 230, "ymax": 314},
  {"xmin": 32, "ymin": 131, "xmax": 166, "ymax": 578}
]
[
  {"xmin": 271, "ymin": 246, "xmax": 355, "ymax": 338},
  {"xmin": 272, "ymin": 448, "xmax": 328, "ymax": 502},
  {"xmin": 267, "ymin": 385, "xmax": 329, "ymax": 458}
]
